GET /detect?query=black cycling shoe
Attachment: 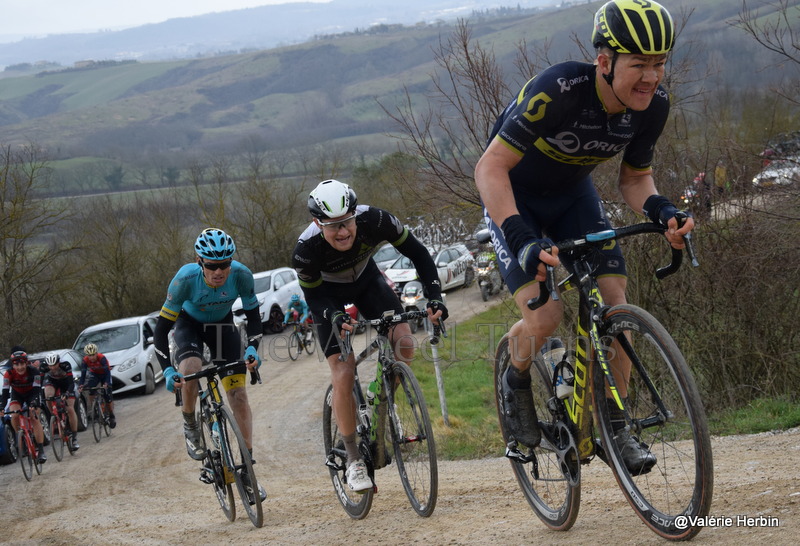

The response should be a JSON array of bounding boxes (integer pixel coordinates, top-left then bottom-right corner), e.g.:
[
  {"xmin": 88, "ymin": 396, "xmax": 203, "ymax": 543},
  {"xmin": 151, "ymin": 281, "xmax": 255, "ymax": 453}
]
[
  {"xmin": 501, "ymin": 366, "xmax": 541, "ymax": 448},
  {"xmin": 240, "ymin": 469, "xmax": 267, "ymax": 504},
  {"xmin": 108, "ymin": 413, "xmax": 117, "ymax": 429},
  {"xmin": 613, "ymin": 429, "xmax": 657, "ymax": 475},
  {"xmin": 71, "ymin": 433, "xmax": 80, "ymax": 451},
  {"xmin": 183, "ymin": 423, "xmax": 206, "ymax": 461},
  {"xmin": 37, "ymin": 450, "xmax": 48, "ymax": 464}
]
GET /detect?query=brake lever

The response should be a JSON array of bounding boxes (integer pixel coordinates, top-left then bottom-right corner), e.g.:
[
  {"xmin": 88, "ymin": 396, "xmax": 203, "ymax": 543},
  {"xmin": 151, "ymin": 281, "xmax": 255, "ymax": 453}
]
[{"xmin": 338, "ymin": 330, "xmax": 353, "ymax": 361}]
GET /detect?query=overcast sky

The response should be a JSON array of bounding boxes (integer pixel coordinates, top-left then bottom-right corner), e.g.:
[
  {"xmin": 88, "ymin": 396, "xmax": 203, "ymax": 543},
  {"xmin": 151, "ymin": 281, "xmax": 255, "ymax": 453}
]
[{"xmin": 4, "ymin": 0, "xmax": 327, "ymax": 37}]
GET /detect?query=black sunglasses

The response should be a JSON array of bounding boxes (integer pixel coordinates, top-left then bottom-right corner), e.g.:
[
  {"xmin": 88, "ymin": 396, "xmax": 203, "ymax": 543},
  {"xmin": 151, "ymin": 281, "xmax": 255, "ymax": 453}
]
[{"xmin": 201, "ymin": 260, "xmax": 232, "ymax": 271}]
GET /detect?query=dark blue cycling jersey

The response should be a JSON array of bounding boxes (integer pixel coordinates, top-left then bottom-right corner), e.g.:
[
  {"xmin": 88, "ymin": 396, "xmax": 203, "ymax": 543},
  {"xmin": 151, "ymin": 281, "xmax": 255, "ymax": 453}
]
[
  {"xmin": 490, "ymin": 60, "xmax": 669, "ymax": 194},
  {"xmin": 483, "ymin": 60, "xmax": 670, "ymax": 294}
]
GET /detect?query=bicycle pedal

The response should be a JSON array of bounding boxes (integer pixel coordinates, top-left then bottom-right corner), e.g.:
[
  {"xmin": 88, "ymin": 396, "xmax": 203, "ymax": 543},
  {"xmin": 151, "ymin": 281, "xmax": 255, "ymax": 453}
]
[{"xmin": 199, "ymin": 470, "xmax": 214, "ymax": 484}]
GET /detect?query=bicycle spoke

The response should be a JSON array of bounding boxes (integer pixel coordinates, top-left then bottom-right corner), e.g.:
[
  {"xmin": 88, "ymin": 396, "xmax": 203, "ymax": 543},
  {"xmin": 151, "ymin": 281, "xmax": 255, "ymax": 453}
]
[
  {"xmin": 494, "ymin": 334, "xmax": 580, "ymax": 530},
  {"xmin": 388, "ymin": 361, "xmax": 438, "ymax": 517},
  {"xmin": 595, "ymin": 305, "xmax": 713, "ymax": 540},
  {"xmin": 322, "ymin": 384, "xmax": 373, "ymax": 519}
]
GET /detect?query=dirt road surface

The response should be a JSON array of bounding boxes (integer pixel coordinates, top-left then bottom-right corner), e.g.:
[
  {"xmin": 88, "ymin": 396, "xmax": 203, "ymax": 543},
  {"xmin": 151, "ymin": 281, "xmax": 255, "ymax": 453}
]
[{"xmin": 3, "ymin": 285, "xmax": 798, "ymax": 545}]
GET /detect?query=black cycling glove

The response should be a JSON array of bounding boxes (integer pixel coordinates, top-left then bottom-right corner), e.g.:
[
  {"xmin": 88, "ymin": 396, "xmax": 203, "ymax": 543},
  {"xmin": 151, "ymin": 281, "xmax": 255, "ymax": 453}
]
[
  {"xmin": 643, "ymin": 194, "xmax": 684, "ymax": 227},
  {"xmin": 427, "ymin": 299, "xmax": 449, "ymax": 321}
]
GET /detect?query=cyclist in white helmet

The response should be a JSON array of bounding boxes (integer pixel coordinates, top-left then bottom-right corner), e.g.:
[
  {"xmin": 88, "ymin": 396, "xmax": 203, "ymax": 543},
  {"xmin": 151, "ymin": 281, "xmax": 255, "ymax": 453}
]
[{"xmin": 292, "ymin": 179, "xmax": 447, "ymax": 492}]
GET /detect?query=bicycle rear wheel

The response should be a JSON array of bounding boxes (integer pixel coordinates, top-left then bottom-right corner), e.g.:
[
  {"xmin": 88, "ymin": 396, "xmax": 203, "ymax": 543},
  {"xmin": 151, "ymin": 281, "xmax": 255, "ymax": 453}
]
[
  {"xmin": 18, "ymin": 431, "xmax": 34, "ymax": 481},
  {"xmin": 217, "ymin": 405, "xmax": 263, "ymax": 528},
  {"xmin": 50, "ymin": 415, "xmax": 64, "ymax": 462},
  {"xmin": 288, "ymin": 332, "xmax": 301, "ymax": 361},
  {"xmin": 493, "ymin": 334, "xmax": 581, "ymax": 531},
  {"xmin": 200, "ymin": 410, "xmax": 236, "ymax": 522},
  {"xmin": 91, "ymin": 399, "xmax": 102, "ymax": 443},
  {"xmin": 322, "ymin": 384, "xmax": 373, "ymax": 519},
  {"xmin": 594, "ymin": 304, "xmax": 713, "ymax": 541},
  {"xmin": 304, "ymin": 330, "xmax": 316, "ymax": 355},
  {"xmin": 387, "ymin": 361, "xmax": 438, "ymax": 517}
]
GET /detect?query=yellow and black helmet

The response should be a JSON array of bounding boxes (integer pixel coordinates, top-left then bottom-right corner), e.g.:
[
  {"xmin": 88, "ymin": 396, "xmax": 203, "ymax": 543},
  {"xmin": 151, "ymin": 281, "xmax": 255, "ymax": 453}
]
[{"xmin": 592, "ymin": 0, "xmax": 675, "ymax": 55}]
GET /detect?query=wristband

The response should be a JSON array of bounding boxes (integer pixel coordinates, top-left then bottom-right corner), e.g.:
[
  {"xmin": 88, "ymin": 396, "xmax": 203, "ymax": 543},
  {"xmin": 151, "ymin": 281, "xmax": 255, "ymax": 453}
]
[
  {"xmin": 501, "ymin": 214, "xmax": 538, "ymax": 256},
  {"xmin": 642, "ymin": 194, "xmax": 678, "ymax": 227}
]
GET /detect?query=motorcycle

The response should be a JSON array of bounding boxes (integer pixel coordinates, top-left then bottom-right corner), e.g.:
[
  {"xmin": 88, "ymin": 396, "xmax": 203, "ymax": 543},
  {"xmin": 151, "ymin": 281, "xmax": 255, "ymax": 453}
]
[
  {"xmin": 400, "ymin": 280, "xmax": 428, "ymax": 334},
  {"xmin": 474, "ymin": 251, "xmax": 503, "ymax": 301}
]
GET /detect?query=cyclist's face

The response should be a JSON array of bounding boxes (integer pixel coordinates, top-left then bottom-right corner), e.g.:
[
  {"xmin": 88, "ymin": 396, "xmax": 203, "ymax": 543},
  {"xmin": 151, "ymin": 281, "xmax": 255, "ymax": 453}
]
[
  {"xmin": 601, "ymin": 52, "xmax": 667, "ymax": 112},
  {"xmin": 317, "ymin": 213, "xmax": 357, "ymax": 252},
  {"xmin": 199, "ymin": 258, "xmax": 232, "ymax": 287}
]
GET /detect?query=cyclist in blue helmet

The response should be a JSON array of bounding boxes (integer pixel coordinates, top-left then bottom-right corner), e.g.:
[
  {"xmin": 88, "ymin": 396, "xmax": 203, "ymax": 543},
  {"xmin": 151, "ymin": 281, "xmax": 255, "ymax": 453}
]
[
  {"xmin": 153, "ymin": 227, "xmax": 267, "ymax": 502},
  {"xmin": 283, "ymin": 294, "xmax": 310, "ymax": 329}
]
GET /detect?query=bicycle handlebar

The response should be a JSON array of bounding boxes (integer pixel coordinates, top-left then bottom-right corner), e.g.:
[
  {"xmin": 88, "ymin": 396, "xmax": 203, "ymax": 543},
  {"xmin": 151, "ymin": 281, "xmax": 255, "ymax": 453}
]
[
  {"xmin": 528, "ymin": 219, "xmax": 699, "ymax": 311},
  {"xmin": 173, "ymin": 359, "xmax": 261, "ymax": 407},
  {"xmin": 337, "ymin": 310, "xmax": 447, "ymax": 359}
]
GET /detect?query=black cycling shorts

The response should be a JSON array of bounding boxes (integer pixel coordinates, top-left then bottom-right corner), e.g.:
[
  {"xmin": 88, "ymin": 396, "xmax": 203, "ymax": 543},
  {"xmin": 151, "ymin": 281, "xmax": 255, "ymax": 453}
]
[
  {"xmin": 312, "ymin": 269, "xmax": 403, "ymax": 358},
  {"xmin": 43, "ymin": 375, "xmax": 76, "ymax": 398},
  {"xmin": 173, "ymin": 310, "xmax": 246, "ymax": 377},
  {"xmin": 483, "ymin": 176, "xmax": 626, "ymax": 295}
]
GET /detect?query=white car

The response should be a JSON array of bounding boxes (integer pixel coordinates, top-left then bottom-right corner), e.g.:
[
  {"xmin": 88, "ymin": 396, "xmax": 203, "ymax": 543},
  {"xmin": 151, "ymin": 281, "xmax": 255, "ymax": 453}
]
[
  {"xmin": 232, "ymin": 267, "xmax": 302, "ymax": 334},
  {"xmin": 72, "ymin": 315, "xmax": 164, "ymax": 395},
  {"xmin": 752, "ymin": 156, "xmax": 800, "ymax": 187},
  {"xmin": 385, "ymin": 244, "xmax": 475, "ymax": 292},
  {"xmin": 372, "ymin": 243, "xmax": 402, "ymax": 270}
]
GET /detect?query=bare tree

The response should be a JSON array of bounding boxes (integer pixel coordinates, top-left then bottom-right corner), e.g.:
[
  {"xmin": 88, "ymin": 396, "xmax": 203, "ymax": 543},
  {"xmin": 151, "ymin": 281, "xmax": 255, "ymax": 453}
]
[
  {"xmin": 734, "ymin": 0, "xmax": 800, "ymax": 106},
  {"xmin": 0, "ymin": 143, "xmax": 73, "ymax": 348}
]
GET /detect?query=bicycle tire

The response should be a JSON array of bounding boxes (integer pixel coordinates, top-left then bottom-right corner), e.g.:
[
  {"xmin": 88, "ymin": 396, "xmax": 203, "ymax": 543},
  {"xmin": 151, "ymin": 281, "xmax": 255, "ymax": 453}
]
[
  {"xmin": 18, "ymin": 430, "xmax": 34, "ymax": 481},
  {"xmin": 594, "ymin": 304, "xmax": 713, "ymax": 541},
  {"xmin": 322, "ymin": 384, "xmax": 373, "ymax": 519},
  {"xmin": 288, "ymin": 332, "xmax": 301, "ymax": 361},
  {"xmin": 50, "ymin": 415, "xmax": 64, "ymax": 462},
  {"xmin": 217, "ymin": 405, "xmax": 264, "ymax": 528},
  {"xmin": 304, "ymin": 330, "xmax": 316, "ymax": 355},
  {"xmin": 493, "ymin": 334, "xmax": 581, "ymax": 531},
  {"xmin": 91, "ymin": 399, "xmax": 102, "ymax": 443},
  {"xmin": 199, "ymin": 410, "xmax": 236, "ymax": 522},
  {"xmin": 101, "ymin": 402, "xmax": 111, "ymax": 437},
  {"xmin": 387, "ymin": 361, "xmax": 438, "ymax": 517}
]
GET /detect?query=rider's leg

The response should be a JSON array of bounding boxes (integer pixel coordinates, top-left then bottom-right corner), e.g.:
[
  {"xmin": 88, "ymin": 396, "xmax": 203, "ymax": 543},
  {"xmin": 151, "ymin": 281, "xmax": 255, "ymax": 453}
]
[
  {"xmin": 597, "ymin": 275, "xmax": 630, "ymax": 399},
  {"xmin": 389, "ymin": 322, "xmax": 415, "ymax": 364},
  {"xmin": 508, "ymin": 281, "xmax": 563, "ymax": 372},
  {"xmin": 8, "ymin": 401, "xmax": 21, "ymax": 432},
  {"xmin": 32, "ymin": 407, "xmax": 45, "ymax": 444},
  {"xmin": 327, "ymin": 352, "xmax": 359, "ymax": 464},
  {"xmin": 66, "ymin": 397, "xmax": 78, "ymax": 433},
  {"xmin": 178, "ymin": 355, "xmax": 204, "ymax": 459},
  {"xmin": 225, "ymin": 385, "xmax": 253, "ymax": 449}
]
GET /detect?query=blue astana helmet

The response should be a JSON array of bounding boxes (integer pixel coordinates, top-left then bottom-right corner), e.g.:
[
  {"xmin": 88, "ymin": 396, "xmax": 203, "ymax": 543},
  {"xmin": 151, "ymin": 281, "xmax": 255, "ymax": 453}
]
[
  {"xmin": 290, "ymin": 294, "xmax": 300, "ymax": 303},
  {"xmin": 194, "ymin": 228, "xmax": 236, "ymax": 260}
]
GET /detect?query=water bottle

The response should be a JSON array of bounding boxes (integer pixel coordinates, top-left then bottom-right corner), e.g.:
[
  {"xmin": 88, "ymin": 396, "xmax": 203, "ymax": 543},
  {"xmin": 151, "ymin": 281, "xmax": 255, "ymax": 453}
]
[
  {"xmin": 211, "ymin": 421, "xmax": 221, "ymax": 448},
  {"xmin": 542, "ymin": 338, "xmax": 572, "ymax": 399}
]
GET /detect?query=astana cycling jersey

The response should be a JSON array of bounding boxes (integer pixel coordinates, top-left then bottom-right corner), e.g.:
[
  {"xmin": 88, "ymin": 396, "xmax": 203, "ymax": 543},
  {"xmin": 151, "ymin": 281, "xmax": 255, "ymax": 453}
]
[
  {"xmin": 159, "ymin": 261, "xmax": 259, "ymax": 323},
  {"xmin": 490, "ymin": 60, "xmax": 670, "ymax": 194}
]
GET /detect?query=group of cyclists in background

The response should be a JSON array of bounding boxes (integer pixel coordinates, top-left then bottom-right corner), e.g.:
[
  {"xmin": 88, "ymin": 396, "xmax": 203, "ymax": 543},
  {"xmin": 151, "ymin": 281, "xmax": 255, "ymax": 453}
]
[{"xmin": 1, "ymin": 343, "xmax": 116, "ymax": 468}]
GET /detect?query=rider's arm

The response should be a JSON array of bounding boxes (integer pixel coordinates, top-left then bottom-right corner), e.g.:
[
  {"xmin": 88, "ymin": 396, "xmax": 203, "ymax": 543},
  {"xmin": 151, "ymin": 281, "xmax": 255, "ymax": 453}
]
[
  {"xmin": 395, "ymin": 232, "xmax": 443, "ymax": 302},
  {"xmin": 475, "ymin": 138, "xmax": 524, "ymax": 226},
  {"xmin": 153, "ymin": 314, "xmax": 175, "ymax": 372},
  {"xmin": 78, "ymin": 358, "xmax": 87, "ymax": 386},
  {"xmin": 243, "ymin": 306, "xmax": 262, "ymax": 351}
]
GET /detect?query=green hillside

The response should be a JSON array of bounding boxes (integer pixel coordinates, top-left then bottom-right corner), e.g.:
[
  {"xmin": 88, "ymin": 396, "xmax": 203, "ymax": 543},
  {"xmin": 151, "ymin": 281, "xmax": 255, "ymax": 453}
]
[{"xmin": 0, "ymin": 0, "xmax": 795, "ymax": 193}]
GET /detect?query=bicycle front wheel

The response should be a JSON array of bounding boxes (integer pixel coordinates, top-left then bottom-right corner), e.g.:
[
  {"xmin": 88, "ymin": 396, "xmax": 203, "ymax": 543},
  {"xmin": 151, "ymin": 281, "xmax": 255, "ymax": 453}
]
[
  {"xmin": 288, "ymin": 332, "xmax": 301, "ymax": 361},
  {"xmin": 594, "ymin": 304, "xmax": 713, "ymax": 541},
  {"xmin": 493, "ymin": 334, "xmax": 581, "ymax": 531},
  {"xmin": 50, "ymin": 415, "xmax": 64, "ymax": 462},
  {"xmin": 217, "ymin": 405, "xmax": 263, "ymax": 528},
  {"xmin": 18, "ymin": 430, "xmax": 33, "ymax": 481},
  {"xmin": 387, "ymin": 361, "xmax": 438, "ymax": 517},
  {"xmin": 322, "ymin": 384, "xmax": 373, "ymax": 519},
  {"xmin": 200, "ymin": 410, "xmax": 236, "ymax": 522},
  {"xmin": 91, "ymin": 399, "xmax": 102, "ymax": 443}
]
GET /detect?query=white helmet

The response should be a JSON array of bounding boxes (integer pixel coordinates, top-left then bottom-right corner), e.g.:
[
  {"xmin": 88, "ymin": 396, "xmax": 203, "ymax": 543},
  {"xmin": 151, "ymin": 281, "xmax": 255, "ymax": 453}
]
[
  {"xmin": 44, "ymin": 352, "xmax": 60, "ymax": 366},
  {"xmin": 307, "ymin": 179, "xmax": 358, "ymax": 219}
]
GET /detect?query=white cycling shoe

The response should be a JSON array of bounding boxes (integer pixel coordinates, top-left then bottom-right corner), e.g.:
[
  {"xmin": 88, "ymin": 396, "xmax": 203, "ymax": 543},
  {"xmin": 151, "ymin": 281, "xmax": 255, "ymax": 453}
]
[{"xmin": 346, "ymin": 459, "xmax": 372, "ymax": 493}]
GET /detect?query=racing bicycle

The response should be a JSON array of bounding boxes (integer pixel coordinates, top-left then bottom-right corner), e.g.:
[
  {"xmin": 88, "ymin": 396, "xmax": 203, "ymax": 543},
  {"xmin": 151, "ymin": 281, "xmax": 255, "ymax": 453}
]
[
  {"xmin": 494, "ymin": 219, "xmax": 713, "ymax": 540},
  {"xmin": 83, "ymin": 386, "xmax": 112, "ymax": 442},
  {"xmin": 323, "ymin": 310, "xmax": 440, "ymax": 519},
  {"xmin": 286, "ymin": 321, "xmax": 316, "ymax": 360},
  {"xmin": 6, "ymin": 407, "xmax": 43, "ymax": 480},
  {"xmin": 45, "ymin": 394, "xmax": 76, "ymax": 461},
  {"xmin": 175, "ymin": 360, "xmax": 264, "ymax": 528}
]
